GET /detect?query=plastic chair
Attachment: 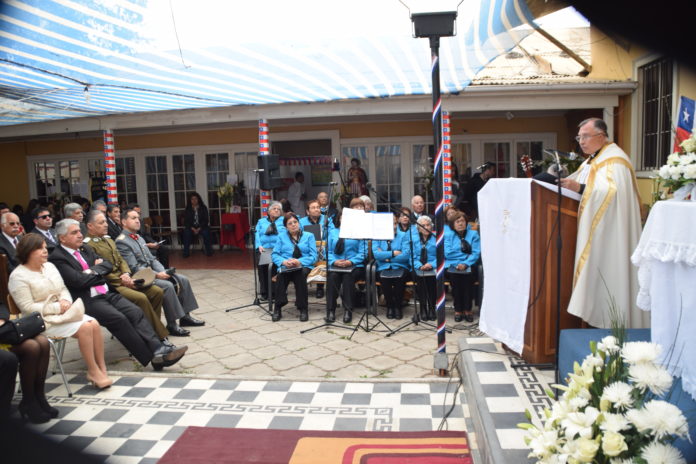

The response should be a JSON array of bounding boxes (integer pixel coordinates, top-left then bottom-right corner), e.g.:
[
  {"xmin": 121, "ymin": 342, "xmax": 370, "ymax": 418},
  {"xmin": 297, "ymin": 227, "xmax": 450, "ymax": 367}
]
[{"xmin": 6, "ymin": 294, "xmax": 72, "ymax": 397}]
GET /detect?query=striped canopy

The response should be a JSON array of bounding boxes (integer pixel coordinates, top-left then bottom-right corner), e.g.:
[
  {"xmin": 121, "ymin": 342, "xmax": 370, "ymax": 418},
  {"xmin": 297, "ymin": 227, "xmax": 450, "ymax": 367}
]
[{"xmin": 0, "ymin": 0, "xmax": 537, "ymax": 126}]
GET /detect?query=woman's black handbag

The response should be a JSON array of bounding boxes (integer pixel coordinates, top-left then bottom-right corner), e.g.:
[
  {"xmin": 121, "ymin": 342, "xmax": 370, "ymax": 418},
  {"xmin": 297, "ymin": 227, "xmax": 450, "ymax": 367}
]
[{"xmin": 0, "ymin": 312, "xmax": 46, "ymax": 345}]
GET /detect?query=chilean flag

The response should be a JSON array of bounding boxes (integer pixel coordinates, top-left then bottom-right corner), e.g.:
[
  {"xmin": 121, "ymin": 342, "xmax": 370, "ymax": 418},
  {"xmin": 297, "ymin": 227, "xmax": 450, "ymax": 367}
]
[{"xmin": 675, "ymin": 96, "xmax": 695, "ymax": 150}]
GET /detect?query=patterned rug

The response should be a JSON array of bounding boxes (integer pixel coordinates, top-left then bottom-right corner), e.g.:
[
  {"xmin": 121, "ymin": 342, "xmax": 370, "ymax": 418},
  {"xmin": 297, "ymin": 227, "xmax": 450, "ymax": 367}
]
[{"xmin": 159, "ymin": 427, "xmax": 471, "ymax": 463}]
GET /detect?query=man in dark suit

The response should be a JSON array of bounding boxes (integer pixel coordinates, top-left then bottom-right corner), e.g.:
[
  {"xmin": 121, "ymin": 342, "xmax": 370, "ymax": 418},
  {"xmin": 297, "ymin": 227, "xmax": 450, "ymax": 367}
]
[
  {"xmin": 29, "ymin": 207, "xmax": 58, "ymax": 252},
  {"xmin": 49, "ymin": 218, "xmax": 187, "ymax": 371},
  {"xmin": 0, "ymin": 212, "xmax": 21, "ymax": 272},
  {"xmin": 106, "ymin": 204, "xmax": 122, "ymax": 239},
  {"xmin": 131, "ymin": 204, "xmax": 169, "ymax": 268}
]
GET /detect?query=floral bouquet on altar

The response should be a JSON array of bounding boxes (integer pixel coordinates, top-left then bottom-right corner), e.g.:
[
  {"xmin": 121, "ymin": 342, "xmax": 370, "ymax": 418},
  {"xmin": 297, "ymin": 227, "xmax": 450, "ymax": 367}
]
[
  {"xmin": 656, "ymin": 134, "xmax": 696, "ymax": 200},
  {"xmin": 217, "ymin": 182, "xmax": 235, "ymax": 213},
  {"xmin": 519, "ymin": 331, "xmax": 691, "ymax": 463}
]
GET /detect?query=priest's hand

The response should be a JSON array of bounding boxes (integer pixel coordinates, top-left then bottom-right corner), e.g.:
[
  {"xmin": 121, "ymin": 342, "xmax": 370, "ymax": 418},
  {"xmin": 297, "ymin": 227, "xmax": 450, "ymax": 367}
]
[{"xmin": 559, "ymin": 178, "xmax": 581, "ymax": 193}]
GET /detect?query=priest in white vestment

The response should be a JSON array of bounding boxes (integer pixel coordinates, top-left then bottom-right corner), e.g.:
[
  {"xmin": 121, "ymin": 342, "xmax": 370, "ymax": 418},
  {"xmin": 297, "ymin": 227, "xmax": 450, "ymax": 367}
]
[{"xmin": 560, "ymin": 118, "xmax": 649, "ymax": 329}]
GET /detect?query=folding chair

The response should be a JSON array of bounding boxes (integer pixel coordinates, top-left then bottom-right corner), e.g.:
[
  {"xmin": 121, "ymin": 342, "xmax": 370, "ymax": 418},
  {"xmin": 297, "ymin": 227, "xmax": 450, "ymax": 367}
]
[{"xmin": 7, "ymin": 294, "xmax": 72, "ymax": 397}]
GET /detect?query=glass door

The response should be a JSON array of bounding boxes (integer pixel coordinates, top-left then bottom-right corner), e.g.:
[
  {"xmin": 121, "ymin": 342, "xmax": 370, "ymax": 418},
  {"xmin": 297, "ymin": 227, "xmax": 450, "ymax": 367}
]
[
  {"xmin": 483, "ymin": 142, "xmax": 511, "ymax": 178},
  {"xmin": 205, "ymin": 152, "xmax": 229, "ymax": 240},
  {"xmin": 374, "ymin": 145, "xmax": 401, "ymax": 212}
]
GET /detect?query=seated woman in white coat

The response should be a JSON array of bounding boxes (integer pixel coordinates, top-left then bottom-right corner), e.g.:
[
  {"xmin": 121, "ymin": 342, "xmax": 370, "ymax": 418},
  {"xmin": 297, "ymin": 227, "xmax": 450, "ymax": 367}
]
[{"xmin": 8, "ymin": 233, "xmax": 113, "ymax": 389}]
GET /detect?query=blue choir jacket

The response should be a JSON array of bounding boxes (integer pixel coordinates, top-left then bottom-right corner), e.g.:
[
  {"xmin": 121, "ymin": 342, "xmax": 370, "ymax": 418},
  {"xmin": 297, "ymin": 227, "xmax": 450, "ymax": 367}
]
[
  {"xmin": 299, "ymin": 214, "xmax": 326, "ymax": 236},
  {"xmin": 411, "ymin": 233, "xmax": 437, "ymax": 271},
  {"xmin": 445, "ymin": 229, "xmax": 481, "ymax": 268},
  {"xmin": 271, "ymin": 231, "xmax": 318, "ymax": 270},
  {"xmin": 255, "ymin": 216, "xmax": 285, "ymax": 249},
  {"xmin": 327, "ymin": 228, "xmax": 366, "ymax": 268},
  {"xmin": 372, "ymin": 234, "xmax": 410, "ymax": 272}
]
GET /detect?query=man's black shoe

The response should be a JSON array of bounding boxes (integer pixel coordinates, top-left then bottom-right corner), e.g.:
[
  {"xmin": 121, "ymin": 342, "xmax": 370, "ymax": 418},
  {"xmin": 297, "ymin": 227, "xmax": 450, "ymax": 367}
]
[
  {"xmin": 299, "ymin": 309, "xmax": 308, "ymax": 322},
  {"xmin": 343, "ymin": 310, "xmax": 352, "ymax": 323},
  {"xmin": 180, "ymin": 314, "xmax": 205, "ymax": 327},
  {"xmin": 326, "ymin": 310, "xmax": 335, "ymax": 322},
  {"xmin": 167, "ymin": 323, "xmax": 190, "ymax": 336},
  {"xmin": 315, "ymin": 287, "xmax": 324, "ymax": 299}
]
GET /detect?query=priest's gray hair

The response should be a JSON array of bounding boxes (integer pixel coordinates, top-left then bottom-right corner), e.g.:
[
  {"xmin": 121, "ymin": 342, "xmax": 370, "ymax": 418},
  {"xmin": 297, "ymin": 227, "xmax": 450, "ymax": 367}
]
[
  {"xmin": 55, "ymin": 218, "xmax": 79, "ymax": 237},
  {"xmin": 63, "ymin": 202, "xmax": 83, "ymax": 219},
  {"xmin": 579, "ymin": 117, "xmax": 608, "ymax": 137}
]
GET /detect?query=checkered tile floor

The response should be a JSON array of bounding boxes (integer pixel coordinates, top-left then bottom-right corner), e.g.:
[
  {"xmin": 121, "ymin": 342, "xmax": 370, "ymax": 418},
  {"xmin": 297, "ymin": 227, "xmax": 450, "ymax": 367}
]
[{"xmin": 12, "ymin": 374, "xmax": 468, "ymax": 463}]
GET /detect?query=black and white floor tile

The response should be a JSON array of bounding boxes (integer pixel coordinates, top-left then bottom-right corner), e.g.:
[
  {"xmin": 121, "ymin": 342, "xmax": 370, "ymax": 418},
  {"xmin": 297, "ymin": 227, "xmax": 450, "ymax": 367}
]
[{"xmin": 13, "ymin": 374, "xmax": 468, "ymax": 463}]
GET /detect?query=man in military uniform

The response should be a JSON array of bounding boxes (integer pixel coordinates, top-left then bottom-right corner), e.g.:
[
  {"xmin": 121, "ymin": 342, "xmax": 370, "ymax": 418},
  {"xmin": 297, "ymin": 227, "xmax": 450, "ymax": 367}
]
[
  {"xmin": 84, "ymin": 210, "xmax": 169, "ymax": 341},
  {"xmin": 116, "ymin": 207, "xmax": 204, "ymax": 337}
]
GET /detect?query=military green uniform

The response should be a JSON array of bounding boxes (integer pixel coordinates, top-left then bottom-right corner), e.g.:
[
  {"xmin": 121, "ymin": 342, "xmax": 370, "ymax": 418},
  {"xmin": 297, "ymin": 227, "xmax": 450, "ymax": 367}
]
[{"xmin": 84, "ymin": 235, "xmax": 168, "ymax": 340}]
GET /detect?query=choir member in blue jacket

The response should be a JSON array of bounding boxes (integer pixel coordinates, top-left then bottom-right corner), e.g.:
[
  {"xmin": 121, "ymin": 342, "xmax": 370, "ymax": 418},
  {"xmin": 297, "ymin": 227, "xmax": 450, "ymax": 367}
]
[
  {"xmin": 254, "ymin": 201, "xmax": 284, "ymax": 300},
  {"xmin": 271, "ymin": 213, "xmax": 317, "ymax": 322},
  {"xmin": 372, "ymin": 214, "xmax": 411, "ymax": 319},
  {"xmin": 411, "ymin": 215, "xmax": 437, "ymax": 321},
  {"xmin": 300, "ymin": 199, "xmax": 326, "ymax": 298},
  {"xmin": 326, "ymin": 212, "xmax": 367, "ymax": 323},
  {"xmin": 444, "ymin": 211, "xmax": 481, "ymax": 322}
]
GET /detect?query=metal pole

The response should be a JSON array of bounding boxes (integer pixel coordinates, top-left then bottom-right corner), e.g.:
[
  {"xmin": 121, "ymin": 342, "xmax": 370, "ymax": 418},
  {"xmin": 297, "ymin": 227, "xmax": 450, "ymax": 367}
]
[{"xmin": 430, "ymin": 37, "xmax": 448, "ymax": 376}]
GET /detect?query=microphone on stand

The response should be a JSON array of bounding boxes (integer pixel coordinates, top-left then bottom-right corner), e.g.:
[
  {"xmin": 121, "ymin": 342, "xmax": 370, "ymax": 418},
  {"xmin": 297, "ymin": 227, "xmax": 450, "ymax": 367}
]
[{"xmin": 543, "ymin": 148, "xmax": 579, "ymax": 161}]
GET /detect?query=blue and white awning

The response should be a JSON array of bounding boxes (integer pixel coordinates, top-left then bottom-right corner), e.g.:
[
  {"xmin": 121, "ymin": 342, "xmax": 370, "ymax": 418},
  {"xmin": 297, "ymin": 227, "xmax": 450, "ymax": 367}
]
[{"xmin": 0, "ymin": 0, "xmax": 537, "ymax": 126}]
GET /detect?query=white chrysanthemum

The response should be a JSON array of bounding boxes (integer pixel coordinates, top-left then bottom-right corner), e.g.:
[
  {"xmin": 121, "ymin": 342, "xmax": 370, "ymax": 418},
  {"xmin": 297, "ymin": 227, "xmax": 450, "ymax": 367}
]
[
  {"xmin": 621, "ymin": 341, "xmax": 661, "ymax": 365},
  {"xmin": 582, "ymin": 354, "xmax": 604, "ymax": 373},
  {"xmin": 669, "ymin": 165, "xmax": 682, "ymax": 180},
  {"xmin": 601, "ymin": 382, "xmax": 634, "ymax": 410},
  {"xmin": 640, "ymin": 441, "xmax": 686, "ymax": 464},
  {"xmin": 610, "ymin": 458, "xmax": 636, "ymax": 464},
  {"xmin": 567, "ymin": 395, "xmax": 589, "ymax": 411},
  {"xmin": 681, "ymin": 136, "xmax": 696, "ymax": 154},
  {"xmin": 684, "ymin": 163, "xmax": 696, "ymax": 180},
  {"xmin": 626, "ymin": 400, "xmax": 690, "ymax": 440},
  {"xmin": 668, "ymin": 152, "xmax": 682, "ymax": 164},
  {"xmin": 628, "ymin": 363, "xmax": 673, "ymax": 396},
  {"xmin": 600, "ymin": 412, "xmax": 630, "ymax": 433},
  {"xmin": 561, "ymin": 407, "xmax": 599, "ymax": 439},
  {"xmin": 598, "ymin": 335, "xmax": 620, "ymax": 354}
]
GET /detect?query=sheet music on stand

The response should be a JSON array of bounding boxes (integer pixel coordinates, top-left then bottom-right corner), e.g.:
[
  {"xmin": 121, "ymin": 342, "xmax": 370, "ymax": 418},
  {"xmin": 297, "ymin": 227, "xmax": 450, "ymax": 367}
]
[{"xmin": 339, "ymin": 209, "xmax": 394, "ymax": 240}]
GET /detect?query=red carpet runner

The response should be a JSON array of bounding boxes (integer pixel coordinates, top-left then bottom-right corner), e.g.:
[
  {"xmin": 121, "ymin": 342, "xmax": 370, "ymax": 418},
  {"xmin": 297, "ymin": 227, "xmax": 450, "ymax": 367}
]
[{"xmin": 159, "ymin": 427, "xmax": 471, "ymax": 463}]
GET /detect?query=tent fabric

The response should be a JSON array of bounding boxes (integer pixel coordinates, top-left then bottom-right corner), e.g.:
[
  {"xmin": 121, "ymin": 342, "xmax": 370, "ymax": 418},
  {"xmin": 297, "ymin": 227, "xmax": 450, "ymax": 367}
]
[{"xmin": 0, "ymin": 0, "xmax": 537, "ymax": 127}]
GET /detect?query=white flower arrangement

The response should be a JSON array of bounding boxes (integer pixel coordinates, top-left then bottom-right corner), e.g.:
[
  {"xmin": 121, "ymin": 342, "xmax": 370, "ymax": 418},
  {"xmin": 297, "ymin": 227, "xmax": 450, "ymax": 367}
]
[
  {"xmin": 519, "ymin": 334, "xmax": 691, "ymax": 464},
  {"xmin": 656, "ymin": 134, "xmax": 696, "ymax": 200}
]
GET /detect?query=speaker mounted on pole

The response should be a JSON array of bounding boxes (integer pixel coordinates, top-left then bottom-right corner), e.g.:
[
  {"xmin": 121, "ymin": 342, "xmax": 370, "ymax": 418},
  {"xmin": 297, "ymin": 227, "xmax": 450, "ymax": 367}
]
[{"xmin": 258, "ymin": 154, "xmax": 283, "ymax": 190}]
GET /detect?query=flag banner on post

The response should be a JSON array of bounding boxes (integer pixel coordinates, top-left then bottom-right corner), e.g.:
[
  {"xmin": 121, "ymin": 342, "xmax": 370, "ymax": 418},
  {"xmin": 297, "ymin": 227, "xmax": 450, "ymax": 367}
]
[
  {"xmin": 259, "ymin": 119, "xmax": 271, "ymax": 215},
  {"xmin": 675, "ymin": 96, "xmax": 695, "ymax": 151},
  {"xmin": 103, "ymin": 130, "xmax": 118, "ymax": 205}
]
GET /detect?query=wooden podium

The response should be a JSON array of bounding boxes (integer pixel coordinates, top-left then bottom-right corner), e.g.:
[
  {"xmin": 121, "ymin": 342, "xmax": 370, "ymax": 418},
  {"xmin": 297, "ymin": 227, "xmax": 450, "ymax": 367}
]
[{"xmin": 522, "ymin": 182, "xmax": 584, "ymax": 364}]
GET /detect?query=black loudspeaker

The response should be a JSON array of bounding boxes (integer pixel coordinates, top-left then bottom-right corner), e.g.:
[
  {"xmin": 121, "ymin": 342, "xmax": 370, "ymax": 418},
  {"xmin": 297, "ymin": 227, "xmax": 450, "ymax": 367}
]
[{"xmin": 258, "ymin": 154, "xmax": 283, "ymax": 190}]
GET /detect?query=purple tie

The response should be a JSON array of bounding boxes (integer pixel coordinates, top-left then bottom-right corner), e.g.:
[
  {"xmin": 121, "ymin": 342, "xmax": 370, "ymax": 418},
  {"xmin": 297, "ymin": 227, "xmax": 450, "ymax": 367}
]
[{"xmin": 74, "ymin": 250, "xmax": 107, "ymax": 295}]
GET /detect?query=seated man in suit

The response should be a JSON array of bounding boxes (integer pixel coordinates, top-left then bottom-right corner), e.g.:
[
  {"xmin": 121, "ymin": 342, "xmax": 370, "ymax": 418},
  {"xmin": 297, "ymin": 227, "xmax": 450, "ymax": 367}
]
[
  {"xmin": 116, "ymin": 208, "xmax": 204, "ymax": 336},
  {"xmin": 83, "ymin": 210, "xmax": 169, "ymax": 342},
  {"xmin": 64, "ymin": 202, "xmax": 87, "ymax": 237},
  {"xmin": 0, "ymin": 212, "xmax": 22, "ymax": 272},
  {"xmin": 29, "ymin": 207, "xmax": 58, "ymax": 252},
  {"xmin": 130, "ymin": 204, "xmax": 169, "ymax": 268},
  {"xmin": 106, "ymin": 205, "xmax": 122, "ymax": 239},
  {"xmin": 50, "ymin": 218, "xmax": 187, "ymax": 371}
]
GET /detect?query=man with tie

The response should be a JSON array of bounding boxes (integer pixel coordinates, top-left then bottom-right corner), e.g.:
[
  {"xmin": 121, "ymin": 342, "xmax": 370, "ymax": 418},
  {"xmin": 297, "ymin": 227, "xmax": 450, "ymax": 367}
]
[
  {"xmin": 50, "ymin": 219, "xmax": 187, "ymax": 371},
  {"xmin": 0, "ymin": 212, "xmax": 22, "ymax": 272},
  {"xmin": 29, "ymin": 207, "xmax": 58, "ymax": 252},
  {"xmin": 116, "ymin": 208, "xmax": 205, "ymax": 337}
]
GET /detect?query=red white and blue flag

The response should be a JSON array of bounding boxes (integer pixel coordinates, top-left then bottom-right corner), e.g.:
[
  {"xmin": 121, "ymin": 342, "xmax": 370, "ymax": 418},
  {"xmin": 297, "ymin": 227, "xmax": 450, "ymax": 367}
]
[{"xmin": 675, "ymin": 96, "xmax": 695, "ymax": 150}]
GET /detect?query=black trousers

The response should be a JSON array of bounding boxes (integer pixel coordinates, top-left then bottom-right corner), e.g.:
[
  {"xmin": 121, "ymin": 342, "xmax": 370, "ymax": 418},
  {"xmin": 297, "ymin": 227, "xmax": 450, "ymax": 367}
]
[
  {"xmin": 415, "ymin": 275, "xmax": 436, "ymax": 312},
  {"xmin": 272, "ymin": 267, "xmax": 310, "ymax": 311},
  {"xmin": 0, "ymin": 350, "xmax": 18, "ymax": 419},
  {"xmin": 85, "ymin": 293, "xmax": 161, "ymax": 366},
  {"xmin": 327, "ymin": 267, "xmax": 365, "ymax": 312},
  {"xmin": 378, "ymin": 271, "xmax": 407, "ymax": 310},
  {"xmin": 258, "ymin": 262, "xmax": 277, "ymax": 298},
  {"xmin": 446, "ymin": 271, "xmax": 475, "ymax": 312}
]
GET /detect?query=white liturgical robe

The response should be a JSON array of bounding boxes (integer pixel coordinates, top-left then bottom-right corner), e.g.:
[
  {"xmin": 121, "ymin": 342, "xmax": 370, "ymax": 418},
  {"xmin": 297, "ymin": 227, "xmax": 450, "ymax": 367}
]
[{"xmin": 566, "ymin": 142, "xmax": 649, "ymax": 329}]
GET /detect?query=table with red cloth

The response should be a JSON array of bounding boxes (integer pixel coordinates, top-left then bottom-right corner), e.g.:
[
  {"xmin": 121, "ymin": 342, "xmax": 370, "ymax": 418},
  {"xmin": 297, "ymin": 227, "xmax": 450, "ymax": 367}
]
[{"xmin": 220, "ymin": 212, "xmax": 250, "ymax": 249}]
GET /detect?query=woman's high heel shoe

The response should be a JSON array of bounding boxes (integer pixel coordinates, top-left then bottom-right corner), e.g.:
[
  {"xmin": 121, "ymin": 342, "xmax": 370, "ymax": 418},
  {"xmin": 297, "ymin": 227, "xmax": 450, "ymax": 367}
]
[
  {"xmin": 87, "ymin": 375, "xmax": 113, "ymax": 390},
  {"xmin": 36, "ymin": 395, "xmax": 59, "ymax": 418},
  {"xmin": 18, "ymin": 401, "xmax": 51, "ymax": 424}
]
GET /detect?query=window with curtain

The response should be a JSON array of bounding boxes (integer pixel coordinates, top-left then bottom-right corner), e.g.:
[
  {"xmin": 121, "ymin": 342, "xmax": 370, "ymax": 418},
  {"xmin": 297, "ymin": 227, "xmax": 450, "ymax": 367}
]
[
  {"xmin": 374, "ymin": 145, "xmax": 401, "ymax": 212},
  {"xmin": 145, "ymin": 155, "xmax": 171, "ymax": 231},
  {"xmin": 205, "ymin": 152, "xmax": 229, "ymax": 239},
  {"xmin": 115, "ymin": 157, "xmax": 137, "ymax": 207},
  {"xmin": 172, "ymin": 154, "xmax": 196, "ymax": 232},
  {"xmin": 59, "ymin": 160, "xmax": 81, "ymax": 201},
  {"xmin": 33, "ymin": 161, "xmax": 56, "ymax": 204},
  {"xmin": 639, "ymin": 57, "xmax": 673, "ymax": 170},
  {"xmin": 483, "ymin": 142, "xmax": 511, "ymax": 178}
]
